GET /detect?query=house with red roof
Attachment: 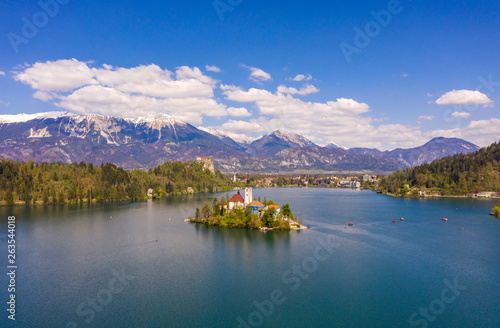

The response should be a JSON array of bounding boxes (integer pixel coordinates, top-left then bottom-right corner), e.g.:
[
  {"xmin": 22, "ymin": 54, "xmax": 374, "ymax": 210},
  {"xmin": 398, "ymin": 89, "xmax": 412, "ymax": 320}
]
[
  {"xmin": 266, "ymin": 205, "xmax": 281, "ymax": 215},
  {"xmin": 228, "ymin": 191, "xmax": 245, "ymax": 210}
]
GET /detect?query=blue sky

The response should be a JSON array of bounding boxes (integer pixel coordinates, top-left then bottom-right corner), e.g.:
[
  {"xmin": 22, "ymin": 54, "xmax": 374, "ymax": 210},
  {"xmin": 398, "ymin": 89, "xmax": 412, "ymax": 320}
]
[{"xmin": 0, "ymin": 0, "xmax": 499, "ymax": 149}]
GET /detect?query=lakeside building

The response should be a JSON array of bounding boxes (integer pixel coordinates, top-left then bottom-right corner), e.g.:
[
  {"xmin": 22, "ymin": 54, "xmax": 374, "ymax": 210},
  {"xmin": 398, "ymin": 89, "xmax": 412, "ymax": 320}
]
[
  {"xmin": 225, "ymin": 188, "xmax": 281, "ymax": 218},
  {"xmin": 248, "ymin": 200, "xmax": 265, "ymax": 215},
  {"xmin": 228, "ymin": 191, "xmax": 245, "ymax": 210}
]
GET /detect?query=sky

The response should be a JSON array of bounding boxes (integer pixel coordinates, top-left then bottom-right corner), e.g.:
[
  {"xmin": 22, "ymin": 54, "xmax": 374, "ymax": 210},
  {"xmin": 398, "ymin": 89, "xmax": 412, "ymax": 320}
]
[{"xmin": 0, "ymin": 0, "xmax": 499, "ymax": 150}]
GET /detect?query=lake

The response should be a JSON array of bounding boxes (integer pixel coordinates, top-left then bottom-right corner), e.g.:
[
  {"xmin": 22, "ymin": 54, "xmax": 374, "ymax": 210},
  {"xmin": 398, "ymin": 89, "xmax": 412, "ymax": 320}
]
[{"xmin": 1, "ymin": 188, "xmax": 499, "ymax": 328}]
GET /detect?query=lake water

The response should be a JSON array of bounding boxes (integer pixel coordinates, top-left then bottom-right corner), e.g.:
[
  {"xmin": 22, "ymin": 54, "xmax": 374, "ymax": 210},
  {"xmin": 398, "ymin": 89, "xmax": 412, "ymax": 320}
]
[{"xmin": 1, "ymin": 188, "xmax": 499, "ymax": 328}]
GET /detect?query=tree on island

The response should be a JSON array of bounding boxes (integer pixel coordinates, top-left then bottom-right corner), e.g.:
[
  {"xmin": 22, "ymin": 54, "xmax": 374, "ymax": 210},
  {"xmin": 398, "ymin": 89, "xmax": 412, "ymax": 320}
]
[
  {"xmin": 195, "ymin": 208, "xmax": 200, "ymax": 220},
  {"xmin": 261, "ymin": 208, "xmax": 276, "ymax": 228},
  {"xmin": 493, "ymin": 204, "xmax": 500, "ymax": 218},
  {"xmin": 201, "ymin": 202, "xmax": 212, "ymax": 218},
  {"xmin": 282, "ymin": 203, "xmax": 291, "ymax": 217}
]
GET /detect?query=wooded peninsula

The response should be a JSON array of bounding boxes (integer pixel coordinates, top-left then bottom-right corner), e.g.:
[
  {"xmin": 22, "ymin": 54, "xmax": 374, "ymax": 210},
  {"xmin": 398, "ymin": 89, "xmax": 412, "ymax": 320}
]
[
  {"xmin": 0, "ymin": 159, "xmax": 233, "ymax": 206},
  {"xmin": 378, "ymin": 141, "xmax": 500, "ymax": 217}
]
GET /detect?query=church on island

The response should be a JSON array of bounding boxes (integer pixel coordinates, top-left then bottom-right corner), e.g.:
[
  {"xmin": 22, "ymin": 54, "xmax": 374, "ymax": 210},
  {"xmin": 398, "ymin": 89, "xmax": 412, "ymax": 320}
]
[{"xmin": 223, "ymin": 187, "xmax": 281, "ymax": 218}]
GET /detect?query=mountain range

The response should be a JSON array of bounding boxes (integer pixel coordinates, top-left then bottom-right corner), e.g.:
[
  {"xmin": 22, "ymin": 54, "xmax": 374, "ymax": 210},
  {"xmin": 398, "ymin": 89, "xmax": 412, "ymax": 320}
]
[{"xmin": 0, "ymin": 112, "xmax": 481, "ymax": 173}]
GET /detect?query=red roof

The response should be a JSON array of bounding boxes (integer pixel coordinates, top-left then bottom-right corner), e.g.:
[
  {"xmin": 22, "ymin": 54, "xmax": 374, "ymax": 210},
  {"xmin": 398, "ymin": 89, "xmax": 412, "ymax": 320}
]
[
  {"xmin": 229, "ymin": 193, "xmax": 244, "ymax": 202},
  {"xmin": 267, "ymin": 205, "xmax": 280, "ymax": 210}
]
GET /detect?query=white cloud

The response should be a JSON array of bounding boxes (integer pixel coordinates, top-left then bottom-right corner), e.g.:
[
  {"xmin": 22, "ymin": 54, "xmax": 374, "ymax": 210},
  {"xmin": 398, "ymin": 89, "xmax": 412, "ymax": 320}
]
[
  {"xmin": 242, "ymin": 65, "xmax": 272, "ymax": 82},
  {"xmin": 219, "ymin": 119, "xmax": 265, "ymax": 134},
  {"xmin": 0, "ymin": 71, "xmax": 5, "ymax": 76},
  {"xmin": 33, "ymin": 91, "xmax": 55, "ymax": 101},
  {"xmin": 451, "ymin": 112, "xmax": 471, "ymax": 118},
  {"xmin": 292, "ymin": 74, "xmax": 312, "ymax": 82},
  {"xmin": 418, "ymin": 115, "xmax": 434, "ymax": 121},
  {"xmin": 436, "ymin": 89, "xmax": 493, "ymax": 107},
  {"xmin": 205, "ymin": 65, "xmax": 222, "ymax": 73},
  {"xmin": 14, "ymin": 59, "xmax": 228, "ymax": 125},
  {"xmin": 400, "ymin": 73, "xmax": 409, "ymax": 78},
  {"xmin": 277, "ymin": 84, "xmax": 319, "ymax": 96},
  {"xmin": 227, "ymin": 107, "xmax": 252, "ymax": 117},
  {"xmin": 14, "ymin": 59, "xmax": 98, "ymax": 92}
]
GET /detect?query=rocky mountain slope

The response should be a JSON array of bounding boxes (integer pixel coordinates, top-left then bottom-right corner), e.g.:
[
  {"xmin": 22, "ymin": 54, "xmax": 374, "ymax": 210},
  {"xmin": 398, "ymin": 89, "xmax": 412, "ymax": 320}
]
[
  {"xmin": 246, "ymin": 130, "xmax": 318, "ymax": 157},
  {"xmin": 0, "ymin": 112, "xmax": 481, "ymax": 173},
  {"xmin": 0, "ymin": 112, "xmax": 248, "ymax": 170}
]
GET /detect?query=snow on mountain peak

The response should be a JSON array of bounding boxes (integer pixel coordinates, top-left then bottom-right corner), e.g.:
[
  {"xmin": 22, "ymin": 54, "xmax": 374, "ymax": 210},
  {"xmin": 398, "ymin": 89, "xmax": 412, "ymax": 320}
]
[
  {"xmin": 126, "ymin": 112, "xmax": 186, "ymax": 127},
  {"xmin": 0, "ymin": 111, "xmax": 74, "ymax": 123},
  {"xmin": 270, "ymin": 129, "xmax": 315, "ymax": 147}
]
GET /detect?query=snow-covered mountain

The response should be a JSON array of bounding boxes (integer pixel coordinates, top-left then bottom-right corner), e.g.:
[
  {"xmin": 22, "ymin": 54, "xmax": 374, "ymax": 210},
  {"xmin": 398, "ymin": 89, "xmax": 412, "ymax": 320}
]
[
  {"xmin": 246, "ymin": 130, "xmax": 318, "ymax": 157},
  {"xmin": 197, "ymin": 127, "xmax": 246, "ymax": 151},
  {"xmin": 0, "ymin": 112, "xmax": 482, "ymax": 172},
  {"xmin": 325, "ymin": 142, "xmax": 347, "ymax": 150},
  {"xmin": 0, "ymin": 112, "xmax": 248, "ymax": 169}
]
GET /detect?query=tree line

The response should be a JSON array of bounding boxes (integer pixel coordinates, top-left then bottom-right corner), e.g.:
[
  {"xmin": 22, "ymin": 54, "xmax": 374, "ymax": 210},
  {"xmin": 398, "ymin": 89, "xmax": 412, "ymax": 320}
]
[{"xmin": 0, "ymin": 160, "xmax": 233, "ymax": 206}]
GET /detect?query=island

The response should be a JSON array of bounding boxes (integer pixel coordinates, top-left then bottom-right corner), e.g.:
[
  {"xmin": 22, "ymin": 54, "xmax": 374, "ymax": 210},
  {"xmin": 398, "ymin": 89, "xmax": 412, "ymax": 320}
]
[
  {"xmin": 493, "ymin": 202, "xmax": 500, "ymax": 218},
  {"xmin": 187, "ymin": 187, "xmax": 307, "ymax": 230}
]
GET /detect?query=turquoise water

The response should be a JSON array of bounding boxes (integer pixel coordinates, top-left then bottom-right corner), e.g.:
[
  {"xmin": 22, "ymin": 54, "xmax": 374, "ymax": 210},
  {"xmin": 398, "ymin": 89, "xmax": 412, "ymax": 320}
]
[{"xmin": 0, "ymin": 188, "xmax": 499, "ymax": 327}]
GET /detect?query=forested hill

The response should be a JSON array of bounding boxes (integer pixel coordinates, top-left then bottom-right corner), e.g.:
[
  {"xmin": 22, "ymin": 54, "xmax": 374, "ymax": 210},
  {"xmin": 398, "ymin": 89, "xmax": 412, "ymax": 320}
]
[
  {"xmin": 0, "ymin": 160, "xmax": 232, "ymax": 206},
  {"xmin": 378, "ymin": 141, "xmax": 500, "ymax": 196}
]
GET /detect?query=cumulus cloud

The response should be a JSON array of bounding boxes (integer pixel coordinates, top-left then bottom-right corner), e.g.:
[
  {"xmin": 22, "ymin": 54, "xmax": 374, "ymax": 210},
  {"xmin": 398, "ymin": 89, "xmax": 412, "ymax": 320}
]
[
  {"xmin": 436, "ymin": 89, "xmax": 493, "ymax": 107},
  {"xmin": 277, "ymin": 84, "xmax": 319, "ymax": 96},
  {"xmin": 14, "ymin": 59, "xmax": 98, "ymax": 91},
  {"xmin": 418, "ymin": 115, "xmax": 434, "ymax": 121},
  {"xmin": 227, "ymin": 107, "xmax": 252, "ymax": 117},
  {"xmin": 205, "ymin": 65, "xmax": 222, "ymax": 73},
  {"xmin": 0, "ymin": 71, "xmax": 5, "ymax": 76},
  {"xmin": 451, "ymin": 112, "xmax": 471, "ymax": 118},
  {"xmin": 292, "ymin": 74, "xmax": 312, "ymax": 82},
  {"xmin": 13, "ymin": 59, "xmax": 229, "ymax": 125},
  {"xmin": 33, "ymin": 91, "xmax": 55, "ymax": 102},
  {"xmin": 242, "ymin": 65, "xmax": 272, "ymax": 82}
]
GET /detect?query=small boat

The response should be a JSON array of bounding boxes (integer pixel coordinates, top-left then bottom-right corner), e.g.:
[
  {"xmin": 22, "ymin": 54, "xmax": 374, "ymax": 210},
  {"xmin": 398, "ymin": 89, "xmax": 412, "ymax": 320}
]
[
  {"xmin": 392, "ymin": 219, "xmax": 397, "ymax": 223},
  {"xmin": 348, "ymin": 222, "xmax": 353, "ymax": 226},
  {"xmin": 490, "ymin": 212, "xmax": 495, "ymax": 216},
  {"xmin": 400, "ymin": 218, "xmax": 404, "ymax": 221},
  {"xmin": 442, "ymin": 218, "xmax": 448, "ymax": 222}
]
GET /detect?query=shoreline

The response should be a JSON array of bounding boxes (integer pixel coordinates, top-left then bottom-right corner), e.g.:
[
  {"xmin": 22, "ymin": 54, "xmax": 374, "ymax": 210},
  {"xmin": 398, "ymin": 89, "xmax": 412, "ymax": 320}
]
[
  {"xmin": 187, "ymin": 219, "xmax": 309, "ymax": 231},
  {"xmin": 380, "ymin": 192, "xmax": 500, "ymax": 200}
]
